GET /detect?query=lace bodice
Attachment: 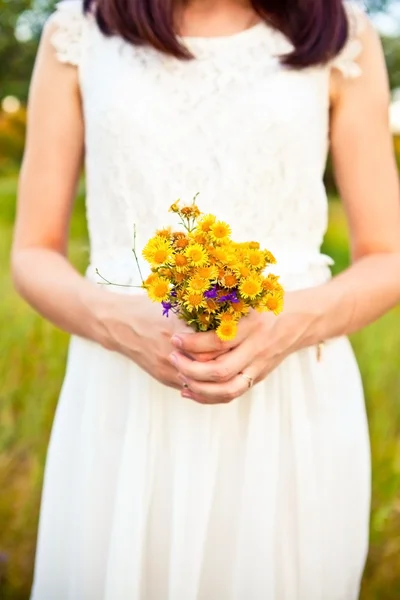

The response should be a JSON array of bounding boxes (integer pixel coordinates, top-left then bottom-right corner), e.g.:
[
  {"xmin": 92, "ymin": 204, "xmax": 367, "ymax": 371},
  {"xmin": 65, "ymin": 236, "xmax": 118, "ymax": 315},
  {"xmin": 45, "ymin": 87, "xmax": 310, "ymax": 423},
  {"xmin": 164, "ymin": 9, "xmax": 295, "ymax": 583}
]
[{"xmin": 50, "ymin": 0, "xmax": 365, "ymax": 289}]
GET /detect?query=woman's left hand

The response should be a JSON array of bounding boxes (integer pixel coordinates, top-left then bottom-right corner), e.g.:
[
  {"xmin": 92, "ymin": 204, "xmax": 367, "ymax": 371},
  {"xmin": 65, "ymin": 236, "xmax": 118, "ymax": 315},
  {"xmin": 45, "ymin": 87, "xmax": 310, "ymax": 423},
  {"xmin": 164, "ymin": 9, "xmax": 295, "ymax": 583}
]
[{"xmin": 169, "ymin": 297, "xmax": 313, "ymax": 404}]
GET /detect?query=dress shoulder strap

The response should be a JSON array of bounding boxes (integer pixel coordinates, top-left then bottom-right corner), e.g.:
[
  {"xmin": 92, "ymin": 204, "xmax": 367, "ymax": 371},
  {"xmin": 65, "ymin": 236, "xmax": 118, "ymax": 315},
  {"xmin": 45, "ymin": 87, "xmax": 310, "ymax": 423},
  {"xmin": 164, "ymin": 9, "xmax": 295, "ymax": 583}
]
[
  {"xmin": 331, "ymin": 2, "xmax": 367, "ymax": 79},
  {"xmin": 48, "ymin": 0, "xmax": 86, "ymax": 67}
]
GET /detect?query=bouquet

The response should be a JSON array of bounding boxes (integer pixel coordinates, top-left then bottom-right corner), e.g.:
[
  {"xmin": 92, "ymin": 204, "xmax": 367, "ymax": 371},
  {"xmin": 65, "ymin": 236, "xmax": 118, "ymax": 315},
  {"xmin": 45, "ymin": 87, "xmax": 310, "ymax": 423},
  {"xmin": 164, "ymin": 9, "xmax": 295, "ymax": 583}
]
[{"xmin": 139, "ymin": 197, "xmax": 284, "ymax": 341}]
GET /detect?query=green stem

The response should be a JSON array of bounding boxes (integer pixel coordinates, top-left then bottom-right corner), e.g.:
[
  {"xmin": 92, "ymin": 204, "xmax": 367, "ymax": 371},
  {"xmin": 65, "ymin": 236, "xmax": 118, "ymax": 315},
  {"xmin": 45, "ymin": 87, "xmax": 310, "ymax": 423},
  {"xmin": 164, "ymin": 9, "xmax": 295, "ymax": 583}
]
[
  {"xmin": 132, "ymin": 224, "xmax": 145, "ymax": 284},
  {"xmin": 95, "ymin": 269, "xmax": 142, "ymax": 289}
]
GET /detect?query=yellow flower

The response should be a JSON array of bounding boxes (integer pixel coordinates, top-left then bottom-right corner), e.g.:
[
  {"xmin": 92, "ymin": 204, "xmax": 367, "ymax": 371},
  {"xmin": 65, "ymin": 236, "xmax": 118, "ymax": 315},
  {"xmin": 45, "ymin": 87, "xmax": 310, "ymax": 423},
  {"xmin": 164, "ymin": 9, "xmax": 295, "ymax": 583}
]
[
  {"xmin": 142, "ymin": 237, "xmax": 173, "ymax": 267},
  {"xmin": 210, "ymin": 221, "xmax": 232, "ymax": 243},
  {"xmin": 212, "ymin": 246, "xmax": 230, "ymax": 264},
  {"xmin": 187, "ymin": 276, "xmax": 210, "ymax": 294},
  {"xmin": 264, "ymin": 250, "xmax": 277, "ymax": 264},
  {"xmin": 144, "ymin": 272, "xmax": 159, "ymax": 287},
  {"xmin": 216, "ymin": 320, "xmax": 238, "ymax": 342},
  {"xmin": 230, "ymin": 299, "xmax": 250, "ymax": 316},
  {"xmin": 205, "ymin": 299, "xmax": 218, "ymax": 312},
  {"xmin": 248, "ymin": 241, "xmax": 260, "ymax": 250},
  {"xmin": 246, "ymin": 249, "xmax": 266, "ymax": 269},
  {"xmin": 234, "ymin": 263, "xmax": 252, "ymax": 279},
  {"xmin": 185, "ymin": 243, "xmax": 208, "ymax": 267},
  {"xmin": 261, "ymin": 274, "xmax": 281, "ymax": 292},
  {"xmin": 146, "ymin": 277, "xmax": 171, "ymax": 302},
  {"xmin": 197, "ymin": 265, "xmax": 218, "ymax": 280},
  {"xmin": 197, "ymin": 312, "xmax": 212, "ymax": 328},
  {"xmin": 220, "ymin": 271, "xmax": 238, "ymax": 288},
  {"xmin": 174, "ymin": 272, "xmax": 188, "ymax": 284},
  {"xmin": 169, "ymin": 201, "xmax": 180, "ymax": 213},
  {"xmin": 239, "ymin": 275, "xmax": 263, "ymax": 299},
  {"xmin": 197, "ymin": 214, "xmax": 216, "ymax": 233},
  {"xmin": 173, "ymin": 253, "xmax": 189, "ymax": 272},
  {"xmin": 156, "ymin": 227, "xmax": 172, "ymax": 239},
  {"xmin": 184, "ymin": 292, "xmax": 206, "ymax": 310},
  {"xmin": 190, "ymin": 231, "xmax": 209, "ymax": 245},
  {"xmin": 174, "ymin": 237, "xmax": 189, "ymax": 250},
  {"xmin": 265, "ymin": 294, "xmax": 284, "ymax": 315}
]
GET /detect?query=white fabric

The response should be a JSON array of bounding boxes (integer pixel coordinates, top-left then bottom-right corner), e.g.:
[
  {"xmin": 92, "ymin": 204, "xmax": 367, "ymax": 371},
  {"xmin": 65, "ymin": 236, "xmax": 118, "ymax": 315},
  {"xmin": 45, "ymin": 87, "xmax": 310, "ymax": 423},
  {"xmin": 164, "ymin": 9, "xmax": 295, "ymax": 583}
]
[{"xmin": 32, "ymin": 2, "xmax": 371, "ymax": 599}]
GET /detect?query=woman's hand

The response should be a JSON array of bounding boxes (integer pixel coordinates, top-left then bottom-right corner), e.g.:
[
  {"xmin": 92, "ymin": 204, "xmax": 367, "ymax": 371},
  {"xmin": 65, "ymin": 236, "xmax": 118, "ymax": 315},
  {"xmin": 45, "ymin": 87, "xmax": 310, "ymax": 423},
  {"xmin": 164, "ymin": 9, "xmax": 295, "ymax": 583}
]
[
  {"xmin": 95, "ymin": 291, "xmax": 225, "ymax": 390},
  {"xmin": 169, "ymin": 292, "xmax": 321, "ymax": 403}
]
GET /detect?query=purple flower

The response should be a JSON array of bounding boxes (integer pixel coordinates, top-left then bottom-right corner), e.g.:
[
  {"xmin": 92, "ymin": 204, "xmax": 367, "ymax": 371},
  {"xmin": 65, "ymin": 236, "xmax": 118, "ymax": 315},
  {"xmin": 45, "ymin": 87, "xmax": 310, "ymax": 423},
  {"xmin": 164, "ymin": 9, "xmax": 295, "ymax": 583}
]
[
  {"xmin": 204, "ymin": 286, "xmax": 218, "ymax": 299},
  {"xmin": 218, "ymin": 290, "xmax": 239, "ymax": 304},
  {"xmin": 162, "ymin": 301, "xmax": 172, "ymax": 317}
]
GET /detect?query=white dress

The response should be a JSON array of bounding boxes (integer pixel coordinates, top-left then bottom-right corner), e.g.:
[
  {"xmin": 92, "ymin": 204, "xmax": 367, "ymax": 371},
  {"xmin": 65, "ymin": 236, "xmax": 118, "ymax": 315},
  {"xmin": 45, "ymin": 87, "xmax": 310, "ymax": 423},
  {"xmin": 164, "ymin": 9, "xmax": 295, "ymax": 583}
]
[{"xmin": 31, "ymin": 2, "xmax": 371, "ymax": 599}]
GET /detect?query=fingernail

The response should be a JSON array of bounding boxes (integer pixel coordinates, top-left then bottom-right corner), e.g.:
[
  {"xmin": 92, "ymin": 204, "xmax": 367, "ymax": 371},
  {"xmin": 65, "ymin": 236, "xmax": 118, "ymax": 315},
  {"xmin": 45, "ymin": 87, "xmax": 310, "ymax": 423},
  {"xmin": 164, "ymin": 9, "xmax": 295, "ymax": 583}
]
[
  {"xmin": 182, "ymin": 391, "xmax": 193, "ymax": 399},
  {"xmin": 169, "ymin": 353, "xmax": 177, "ymax": 366},
  {"xmin": 171, "ymin": 336, "xmax": 183, "ymax": 348}
]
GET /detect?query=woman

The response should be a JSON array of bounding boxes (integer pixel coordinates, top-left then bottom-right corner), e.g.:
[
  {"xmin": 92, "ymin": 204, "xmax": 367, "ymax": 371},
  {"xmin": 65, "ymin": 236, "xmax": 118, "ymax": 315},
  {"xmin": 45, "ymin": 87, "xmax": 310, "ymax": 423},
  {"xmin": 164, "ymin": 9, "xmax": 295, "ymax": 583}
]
[{"xmin": 12, "ymin": 0, "xmax": 400, "ymax": 598}]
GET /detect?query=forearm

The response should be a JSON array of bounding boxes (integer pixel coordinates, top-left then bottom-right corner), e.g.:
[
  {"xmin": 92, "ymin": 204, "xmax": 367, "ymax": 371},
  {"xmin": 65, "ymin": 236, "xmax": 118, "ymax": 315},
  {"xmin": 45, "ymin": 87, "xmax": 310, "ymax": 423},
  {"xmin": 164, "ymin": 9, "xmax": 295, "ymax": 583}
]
[
  {"xmin": 285, "ymin": 252, "xmax": 400, "ymax": 350},
  {"xmin": 11, "ymin": 248, "xmax": 111, "ymax": 345}
]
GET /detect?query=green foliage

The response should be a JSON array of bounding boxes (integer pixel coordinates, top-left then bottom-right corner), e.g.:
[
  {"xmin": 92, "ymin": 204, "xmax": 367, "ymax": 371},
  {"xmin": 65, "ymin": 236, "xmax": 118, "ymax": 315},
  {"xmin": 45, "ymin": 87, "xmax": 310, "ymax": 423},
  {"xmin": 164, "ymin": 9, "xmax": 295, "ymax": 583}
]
[{"xmin": 0, "ymin": 178, "xmax": 400, "ymax": 599}]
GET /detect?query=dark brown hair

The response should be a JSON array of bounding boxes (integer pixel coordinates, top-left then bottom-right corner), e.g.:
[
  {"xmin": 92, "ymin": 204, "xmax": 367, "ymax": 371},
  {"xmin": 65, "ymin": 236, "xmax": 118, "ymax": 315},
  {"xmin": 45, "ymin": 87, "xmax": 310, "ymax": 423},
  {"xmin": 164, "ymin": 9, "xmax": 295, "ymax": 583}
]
[{"xmin": 83, "ymin": 0, "xmax": 350, "ymax": 67}]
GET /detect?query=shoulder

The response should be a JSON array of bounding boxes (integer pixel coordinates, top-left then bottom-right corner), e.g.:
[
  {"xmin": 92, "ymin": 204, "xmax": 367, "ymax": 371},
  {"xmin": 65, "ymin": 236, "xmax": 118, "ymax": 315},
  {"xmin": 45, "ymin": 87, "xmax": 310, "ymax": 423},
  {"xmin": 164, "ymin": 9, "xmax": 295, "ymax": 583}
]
[
  {"xmin": 44, "ymin": 1, "xmax": 88, "ymax": 67},
  {"xmin": 331, "ymin": 1, "xmax": 377, "ymax": 79}
]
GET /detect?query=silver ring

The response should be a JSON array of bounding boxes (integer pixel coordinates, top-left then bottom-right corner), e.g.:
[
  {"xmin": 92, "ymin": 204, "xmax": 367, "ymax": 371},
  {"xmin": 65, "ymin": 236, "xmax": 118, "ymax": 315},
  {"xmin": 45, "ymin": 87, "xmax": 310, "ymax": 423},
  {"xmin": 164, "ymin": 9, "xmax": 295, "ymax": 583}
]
[{"xmin": 239, "ymin": 372, "xmax": 254, "ymax": 389}]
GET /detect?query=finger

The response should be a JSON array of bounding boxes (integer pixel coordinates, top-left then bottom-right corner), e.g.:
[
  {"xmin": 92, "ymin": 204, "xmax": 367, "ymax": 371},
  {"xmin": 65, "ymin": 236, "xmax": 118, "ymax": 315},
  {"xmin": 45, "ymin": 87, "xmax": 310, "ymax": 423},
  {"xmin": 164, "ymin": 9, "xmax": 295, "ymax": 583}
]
[
  {"xmin": 186, "ymin": 349, "xmax": 228, "ymax": 362},
  {"xmin": 184, "ymin": 374, "xmax": 250, "ymax": 403},
  {"xmin": 171, "ymin": 331, "xmax": 237, "ymax": 355},
  {"xmin": 170, "ymin": 340, "xmax": 256, "ymax": 383}
]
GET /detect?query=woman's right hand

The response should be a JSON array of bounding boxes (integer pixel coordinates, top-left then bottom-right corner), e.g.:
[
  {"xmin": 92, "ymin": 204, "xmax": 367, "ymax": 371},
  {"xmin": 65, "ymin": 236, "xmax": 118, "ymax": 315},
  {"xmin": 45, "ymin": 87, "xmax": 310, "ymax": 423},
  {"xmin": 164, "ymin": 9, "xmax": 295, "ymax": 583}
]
[{"xmin": 93, "ymin": 290, "xmax": 217, "ymax": 390}]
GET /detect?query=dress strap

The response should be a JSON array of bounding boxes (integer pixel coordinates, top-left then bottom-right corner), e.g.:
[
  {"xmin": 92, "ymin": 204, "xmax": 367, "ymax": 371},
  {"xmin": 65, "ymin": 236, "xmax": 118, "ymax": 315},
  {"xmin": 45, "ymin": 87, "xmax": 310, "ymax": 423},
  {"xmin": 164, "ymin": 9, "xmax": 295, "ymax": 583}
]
[
  {"xmin": 48, "ymin": 0, "xmax": 86, "ymax": 67},
  {"xmin": 331, "ymin": 2, "xmax": 367, "ymax": 79}
]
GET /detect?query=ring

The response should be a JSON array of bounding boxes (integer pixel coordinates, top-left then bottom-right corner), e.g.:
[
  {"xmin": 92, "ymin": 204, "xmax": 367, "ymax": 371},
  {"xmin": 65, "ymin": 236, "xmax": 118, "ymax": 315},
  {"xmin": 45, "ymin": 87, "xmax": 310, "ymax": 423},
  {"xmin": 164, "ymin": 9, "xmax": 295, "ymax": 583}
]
[{"xmin": 239, "ymin": 372, "xmax": 254, "ymax": 389}]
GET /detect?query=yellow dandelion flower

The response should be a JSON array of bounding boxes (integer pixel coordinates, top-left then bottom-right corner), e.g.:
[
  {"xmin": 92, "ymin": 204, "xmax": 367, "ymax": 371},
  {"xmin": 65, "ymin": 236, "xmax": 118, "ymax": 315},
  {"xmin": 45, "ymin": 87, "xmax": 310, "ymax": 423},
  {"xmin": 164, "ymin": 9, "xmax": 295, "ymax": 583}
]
[
  {"xmin": 197, "ymin": 265, "xmax": 218, "ymax": 280},
  {"xmin": 216, "ymin": 320, "xmax": 238, "ymax": 342},
  {"xmin": 185, "ymin": 243, "xmax": 208, "ymax": 267},
  {"xmin": 205, "ymin": 299, "xmax": 218, "ymax": 312},
  {"xmin": 184, "ymin": 292, "xmax": 206, "ymax": 310},
  {"xmin": 234, "ymin": 263, "xmax": 252, "ymax": 279},
  {"xmin": 212, "ymin": 246, "xmax": 230, "ymax": 264},
  {"xmin": 147, "ymin": 277, "xmax": 171, "ymax": 302},
  {"xmin": 246, "ymin": 249, "xmax": 266, "ymax": 269},
  {"xmin": 187, "ymin": 276, "xmax": 210, "ymax": 294},
  {"xmin": 144, "ymin": 272, "xmax": 159, "ymax": 287},
  {"xmin": 221, "ymin": 272, "xmax": 238, "ymax": 288},
  {"xmin": 142, "ymin": 237, "xmax": 173, "ymax": 267},
  {"xmin": 239, "ymin": 275, "xmax": 263, "ymax": 299},
  {"xmin": 190, "ymin": 231, "xmax": 209, "ymax": 246},
  {"xmin": 265, "ymin": 294, "xmax": 284, "ymax": 315},
  {"xmin": 174, "ymin": 272, "xmax": 188, "ymax": 284},
  {"xmin": 219, "ymin": 312, "xmax": 235, "ymax": 322},
  {"xmin": 198, "ymin": 312, "xmax": 212, "ymax": 327},
  {"xmin": 174, "ymin": 237, "xmax": 189, "ymax": 250},
  {"xmin": 210, "ymin": 221, "xmax": 232, "ymax": 243},
  {"xmin": 261, "ymin": 274, "xmax": 281, "ymax": 292},
  {"xmin": 197, "ymin": 214, "xmax": 216, "ymax": 233},
  {"xmin": 264, "ymin": 250, "xmax": 277, "ymax": 264},
  {"xmin": 230, "ymin": 299, "xmax": 250, "ymax": 316},
  {"xmin": 173, "ymin": 253, "xmax": 189, "ymax": 271},
  {"xmin": 169, "ymin": 201, "xmax": 180, "ymax": 213},
  {"xmin": 158, "ymin": 268, "xmax": 174, "ymax": 279},
  {"xmin": 156, "ymin": 227, "xmax": 172, "ymax": 239},
  {"xmin": 248, "ymin": 241, "xmax": 260, "ymax": 250}
]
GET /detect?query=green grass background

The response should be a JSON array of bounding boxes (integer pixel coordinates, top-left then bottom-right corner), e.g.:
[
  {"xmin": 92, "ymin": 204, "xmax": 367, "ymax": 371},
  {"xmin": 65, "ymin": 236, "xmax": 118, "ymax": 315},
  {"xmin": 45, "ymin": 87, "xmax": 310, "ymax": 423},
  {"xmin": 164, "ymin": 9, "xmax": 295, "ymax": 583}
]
[{"xmin": 0, "ymin": 175, "xmax": 399, "ymax": 599}]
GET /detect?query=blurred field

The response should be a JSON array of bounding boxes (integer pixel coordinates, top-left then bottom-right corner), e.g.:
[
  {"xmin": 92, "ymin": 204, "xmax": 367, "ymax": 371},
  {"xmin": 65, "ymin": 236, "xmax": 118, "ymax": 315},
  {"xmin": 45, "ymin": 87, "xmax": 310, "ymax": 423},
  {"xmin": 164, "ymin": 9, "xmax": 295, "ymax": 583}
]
[{"xmin": 0, "ymin": 175, "xmax": 399, "ymax": 599}]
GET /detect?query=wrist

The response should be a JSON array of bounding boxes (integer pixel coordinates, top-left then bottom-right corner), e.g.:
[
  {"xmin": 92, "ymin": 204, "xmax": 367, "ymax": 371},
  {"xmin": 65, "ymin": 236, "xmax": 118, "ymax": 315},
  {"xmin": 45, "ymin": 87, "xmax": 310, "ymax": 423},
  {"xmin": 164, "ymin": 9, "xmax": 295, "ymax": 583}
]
[{"xmin": 280, "ymin": 286, "xmax": 337, "ymax": 351}]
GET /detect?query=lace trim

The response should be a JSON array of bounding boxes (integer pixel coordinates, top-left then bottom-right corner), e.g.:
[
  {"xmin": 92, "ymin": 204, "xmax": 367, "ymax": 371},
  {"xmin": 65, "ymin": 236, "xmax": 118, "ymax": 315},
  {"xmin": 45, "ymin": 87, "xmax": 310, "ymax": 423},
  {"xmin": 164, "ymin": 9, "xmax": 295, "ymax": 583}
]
[
  {"xmin": 49, "ymin": 0, "xmax": 85, "ymax": 66},
  {"xmin": 331, "ymin": 2, "xmax": 366, "ymax": 79}
]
